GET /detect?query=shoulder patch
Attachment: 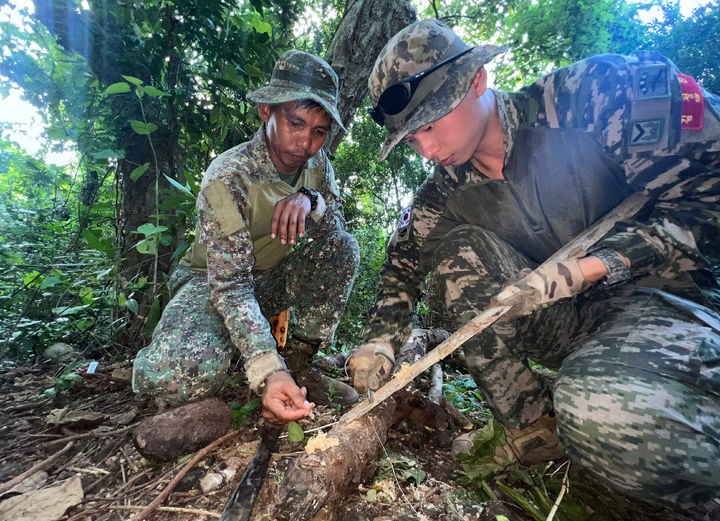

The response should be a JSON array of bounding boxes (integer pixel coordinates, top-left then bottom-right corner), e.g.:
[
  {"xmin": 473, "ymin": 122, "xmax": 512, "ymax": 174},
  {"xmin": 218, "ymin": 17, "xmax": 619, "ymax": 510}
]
[
  {"xmin": 204, "ymin": 179, "xmax": 245, "ymax": 237},
  {"xmin": 633, "ymin": 64, "xmax": 670, "ymax": 100},
  {"xmin": 393, "ymin": 205, "xmax": 412, "ymax": 244},
  {"xmin": 630, "ymin": 119, "xmax": 664, "ymax": 146},
  {"xmin": 677, "ymin": 73, "xmax": 705, "ymax": 130}
]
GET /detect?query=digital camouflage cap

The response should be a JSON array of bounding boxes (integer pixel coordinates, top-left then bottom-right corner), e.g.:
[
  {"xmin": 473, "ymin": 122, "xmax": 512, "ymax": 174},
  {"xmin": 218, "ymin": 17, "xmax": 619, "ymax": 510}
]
[
  {"xmin": 369, "ymin": 19, "xmax": 506, "ymax": 160},
  {"xmin": 248, "ymin": 50, "xmax": 346, "ymax": 132}
]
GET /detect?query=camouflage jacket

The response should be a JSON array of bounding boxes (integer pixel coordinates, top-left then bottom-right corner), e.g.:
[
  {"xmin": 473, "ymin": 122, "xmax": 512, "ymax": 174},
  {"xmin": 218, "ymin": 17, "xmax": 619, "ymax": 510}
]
[
  {"xmin": 363, "ymin": 52, "xmax": 720, "ymax": 353},
  {"xmin": 195, "ymin": 125, "xmax": 346, "ymax": 374}
]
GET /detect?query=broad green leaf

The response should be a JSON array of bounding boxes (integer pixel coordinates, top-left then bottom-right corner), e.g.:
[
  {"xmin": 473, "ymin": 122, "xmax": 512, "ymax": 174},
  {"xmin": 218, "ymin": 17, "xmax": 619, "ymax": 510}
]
[
  {"xmin": 125, "ymin": 298, "xmax": 139, "ymax": 315},
  {"xmin": 170, "ymin": 239, "xmax": 191, "ymax": 261},
  {"xmin": 134, "ymin": 276, "xmax": 148, "ymax": 290},
  {"xmin": 91, "ymin": 149, "xmax": 123, "ymax": 159},
  {"xmin": 53, "ymin": 304, "xmax": 90, "ymax": 316},
  {"xmin": 130, "ymin": 120, "xmax": 158, "ymax": 135},
  {"xmin": 40, "ymin": 276, "xmax": 62, "ymax": 289},
  {"xmin": 121, "ymin": 75, "xmax": 143, "ymax": 85},
  {"xmin": 144, "ymin": 296, "xmax": 162, "ymax": 334},
  {"xmin": 130, "ymin": 162, "xmax": 150, "ymax": 181},
  {"xmin": 141, "ymin": 85, "xmax": 168, "ymax": 97},
  {"xmin": 250, "ymin": 18, "xmax": 272, "ymax": 36},
  {"xmin": 104, "ymin": 82, "xmax": 131, "ymax": 94},
  {"xmin": 118, "ymin": 293, "xmax": 127, "ymax": 307},
  {"xmin": 45, "ymin": 126, "xmax": 66, "ymax": 139},
  {"xmin": 496, "ymin": 516, "xmax": 510, "ymax": 521},
  {"xmin": 135, "ymin": 223, "xmax": 168, "ymax": 236},
  {"xmin": 287, "ymin": 421, "xmax": 305, "ymax": 443},
  {"xmin": 365, "ymin": 489, "xmax": 377, "ymax": 502},
  {"xmin": 163, "ymin": 173, "xmax": 192, "ymax": 195},
  {"xmin": 136, "ymin": 236, "xmax": 158, "ymax": 254},
  {"xmin": 23, "ymin": 270, "xmax": 40, "ymax": 286}
]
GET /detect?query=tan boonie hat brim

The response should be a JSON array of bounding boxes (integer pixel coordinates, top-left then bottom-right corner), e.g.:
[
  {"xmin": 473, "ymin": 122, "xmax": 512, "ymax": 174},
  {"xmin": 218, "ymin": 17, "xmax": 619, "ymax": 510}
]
[{"xmin": 379, "ymin": 44, "xmax": 506, "ymax": 161}]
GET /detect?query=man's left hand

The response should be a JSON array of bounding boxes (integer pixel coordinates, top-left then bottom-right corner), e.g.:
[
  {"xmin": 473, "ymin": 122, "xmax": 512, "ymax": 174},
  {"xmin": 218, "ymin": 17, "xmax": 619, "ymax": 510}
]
[
  {"xmin": 492, "ymin": 258, "xmax": 590, "ymax": 317},
  {"xmin": 271, "ymin": 192, "xmax": 311, "ymax": 245}
]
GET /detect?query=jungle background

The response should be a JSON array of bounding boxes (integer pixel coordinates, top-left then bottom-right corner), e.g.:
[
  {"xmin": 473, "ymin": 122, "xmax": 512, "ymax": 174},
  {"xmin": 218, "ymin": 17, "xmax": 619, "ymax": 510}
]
[{"xmin": 0, "ymin": 0, "xmax": 719, "ymax": 520}]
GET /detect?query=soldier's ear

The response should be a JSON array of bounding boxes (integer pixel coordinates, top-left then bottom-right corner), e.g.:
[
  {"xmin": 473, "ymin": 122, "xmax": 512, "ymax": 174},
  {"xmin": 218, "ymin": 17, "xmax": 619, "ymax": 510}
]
[
  {"xmin": 470, "ymin": 67, "xmax": 488, "ymax": 97},
  {"xmin": 257, "ymin": 103, "xmax": 272, "ymax": 123}
]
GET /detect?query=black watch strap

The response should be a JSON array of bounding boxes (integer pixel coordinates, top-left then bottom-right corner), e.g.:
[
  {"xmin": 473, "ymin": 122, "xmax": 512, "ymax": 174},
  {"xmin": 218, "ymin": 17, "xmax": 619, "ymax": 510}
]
[{"xmin": 298, "ymin": 187, "xmax": 318, "ymax": 211}]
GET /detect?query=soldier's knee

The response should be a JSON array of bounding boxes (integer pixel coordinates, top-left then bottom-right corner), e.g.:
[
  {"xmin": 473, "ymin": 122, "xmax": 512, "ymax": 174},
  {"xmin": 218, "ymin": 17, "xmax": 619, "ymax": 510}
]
[{"xmin": 322, "ymin": 230, "xmax": 360, "ymax": 267}]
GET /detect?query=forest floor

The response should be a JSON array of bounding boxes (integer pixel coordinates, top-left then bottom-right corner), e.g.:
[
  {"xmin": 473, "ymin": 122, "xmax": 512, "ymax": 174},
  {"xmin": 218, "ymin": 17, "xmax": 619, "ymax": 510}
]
[{"xmin": 0, "ymin": 359, "xmax": 713, "ymax": 521}]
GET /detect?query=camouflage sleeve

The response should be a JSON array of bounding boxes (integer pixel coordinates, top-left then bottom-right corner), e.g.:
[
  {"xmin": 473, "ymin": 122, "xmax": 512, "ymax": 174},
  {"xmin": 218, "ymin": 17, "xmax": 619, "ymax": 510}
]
[
  {"xmin": 198, "ymin": 175, "xmax": 282, "ymax": 386},
  {"xmin": 305, "ymin": 154, "xmax": 347, "ymax": 236},
  {"xmin": 362, "ymin": 169, "xmax": 456, "ymax": 353},
  {"xmin": 525, "ymin": 54, "xmax": 720, "ymax": 283}
]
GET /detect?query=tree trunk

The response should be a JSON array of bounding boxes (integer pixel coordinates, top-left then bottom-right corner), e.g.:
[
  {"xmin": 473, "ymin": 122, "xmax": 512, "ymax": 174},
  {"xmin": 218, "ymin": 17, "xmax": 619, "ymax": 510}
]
[{"xmin": 324, "ymin": 0, "xmax": 417, "ymax": 154}]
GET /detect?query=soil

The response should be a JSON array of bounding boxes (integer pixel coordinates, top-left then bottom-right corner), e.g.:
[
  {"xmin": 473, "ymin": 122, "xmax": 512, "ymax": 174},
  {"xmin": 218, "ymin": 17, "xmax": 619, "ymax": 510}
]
[{"xmin": 0, "ymin": 362, "xmax": 711, "ymax": 521}]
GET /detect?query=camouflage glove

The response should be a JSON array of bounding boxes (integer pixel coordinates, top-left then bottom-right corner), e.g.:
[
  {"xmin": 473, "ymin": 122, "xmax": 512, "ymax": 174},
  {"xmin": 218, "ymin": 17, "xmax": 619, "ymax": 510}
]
[
  {"xmin": 492, "ymin": 258, "xmax": 590, "ymax": 318},
  {"xmin": 347, "ymin": 342, "xmax": 395, "ymax": 396}
]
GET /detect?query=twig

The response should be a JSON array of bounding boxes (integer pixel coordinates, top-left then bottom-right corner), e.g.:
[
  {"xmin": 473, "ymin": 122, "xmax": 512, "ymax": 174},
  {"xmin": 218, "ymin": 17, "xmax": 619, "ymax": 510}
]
[
  {"xmin": 0, "ymin": 441, "xmax": 75, "ymax": 495},
  {"xmin": 110, "ymin": 505, "xmax": 221, "ymax": 517},
  {"xmin": 546, "ymin": 462, "xmax": 570, "ymax": 521},
  {"xmin": 127, "ymin": 429, "xmax": 242, "ymax": 521},
  {"xmin": 43, "ymin": 423, "xmax": 137, "ymax": 446}
]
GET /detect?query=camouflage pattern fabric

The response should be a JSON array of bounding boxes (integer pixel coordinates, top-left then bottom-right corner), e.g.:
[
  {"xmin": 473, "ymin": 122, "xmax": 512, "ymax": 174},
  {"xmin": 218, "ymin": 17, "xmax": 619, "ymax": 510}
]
[
  {"xmin": 133, "ymin": 229, "xmax": 359, "ymax": 406},
  {"xmin": 248, "ymin": 49, "xmax": 346, "ymax": 131},
  {"xmin": 368, "ymin": 19, "xmax": 506, "ymax": 161},
  {"xmin": 363, "ymin": 36, "xmax": 720, "ymax": 506}
]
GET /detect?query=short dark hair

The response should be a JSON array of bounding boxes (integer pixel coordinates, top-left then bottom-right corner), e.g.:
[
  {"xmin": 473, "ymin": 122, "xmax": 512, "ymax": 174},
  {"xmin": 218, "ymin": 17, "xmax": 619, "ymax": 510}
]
[{"xmin": 294, "ymin": 98, "xmax": 325, "ymax": 112}]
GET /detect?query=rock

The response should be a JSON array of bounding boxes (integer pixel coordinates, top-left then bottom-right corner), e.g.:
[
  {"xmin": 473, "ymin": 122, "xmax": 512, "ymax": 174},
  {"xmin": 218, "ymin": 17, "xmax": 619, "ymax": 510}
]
[
  {"xmin": 199, "ymin": 472, "xmax": 224, "ymax": 494},
  {"xmin": 133, "ymin": 398, "xmax": 233, "ymax": 462},
  {"xmin": 42, "ymin": 343, "xmax": 78, "ymax": 363}
]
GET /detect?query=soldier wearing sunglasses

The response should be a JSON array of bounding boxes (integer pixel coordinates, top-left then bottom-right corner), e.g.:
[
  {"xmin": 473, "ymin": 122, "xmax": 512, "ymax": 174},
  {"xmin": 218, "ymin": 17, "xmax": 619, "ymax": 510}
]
[{"xmin": 348, "ymin": 19, "xmax": 720, "ymax": 513}]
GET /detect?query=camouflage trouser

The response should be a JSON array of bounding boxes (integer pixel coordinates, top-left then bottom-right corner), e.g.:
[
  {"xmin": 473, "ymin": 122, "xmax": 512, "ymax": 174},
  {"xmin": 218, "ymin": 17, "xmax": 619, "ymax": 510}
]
[
  {"xmin": 132, "ymin": 230, "xmax": 359, "ymax": 405},
  {"xmin": 433, "ymin": 225, "xmax": 720, "ymax": 507}
]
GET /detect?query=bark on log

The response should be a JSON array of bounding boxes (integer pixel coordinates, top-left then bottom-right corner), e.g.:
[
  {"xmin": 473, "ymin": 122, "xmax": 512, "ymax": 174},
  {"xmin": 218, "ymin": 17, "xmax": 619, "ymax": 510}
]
[
  {"xmin": 324, "ymin": 0, "xmax": 416, "ymax": 153},
  {"xmin": 248, "ymin": 329, "xmax": 454, "ymax": 521}
]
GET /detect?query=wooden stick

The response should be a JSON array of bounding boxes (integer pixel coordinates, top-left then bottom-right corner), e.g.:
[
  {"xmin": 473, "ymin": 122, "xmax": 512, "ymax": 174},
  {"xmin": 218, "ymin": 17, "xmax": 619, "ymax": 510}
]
[
  {"xmin": 341, "ymin": 191, "xmax": 649, "ymax": 425},
  {"xmin": 111, "ymin": 505, "xmax": 221, "ymax": 517},
  {"xmin": 127, "ymin": 429, "xmax": 243, "ymax": 521},
  {"xmin": 0, "ymin": 441, "xmax": 75, "ymax": 495}
]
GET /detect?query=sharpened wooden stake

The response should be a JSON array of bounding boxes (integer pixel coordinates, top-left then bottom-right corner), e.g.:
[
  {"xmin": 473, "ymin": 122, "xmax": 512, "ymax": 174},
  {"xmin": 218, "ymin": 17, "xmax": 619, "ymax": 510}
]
[{"xmin": 341, "ymin": 191, "xmax": 650, "ymax": 425}]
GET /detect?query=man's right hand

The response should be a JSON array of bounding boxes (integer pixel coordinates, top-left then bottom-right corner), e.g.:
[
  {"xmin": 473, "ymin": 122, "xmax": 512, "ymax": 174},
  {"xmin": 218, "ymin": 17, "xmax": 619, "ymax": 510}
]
[
  {"xmin": 262, "ymin": 370, "xmax": 313, "ymax": 424},
  {"xmin": 347, "ymin": 343, "xmax": 395, "ymax": 396}
]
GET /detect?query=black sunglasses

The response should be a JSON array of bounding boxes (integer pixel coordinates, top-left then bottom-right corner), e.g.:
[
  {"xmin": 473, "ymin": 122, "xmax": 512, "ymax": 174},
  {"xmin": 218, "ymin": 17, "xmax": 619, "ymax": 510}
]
[{"xmin": 368, "ymin": 47, "xmax": 474, "ymax": 127}]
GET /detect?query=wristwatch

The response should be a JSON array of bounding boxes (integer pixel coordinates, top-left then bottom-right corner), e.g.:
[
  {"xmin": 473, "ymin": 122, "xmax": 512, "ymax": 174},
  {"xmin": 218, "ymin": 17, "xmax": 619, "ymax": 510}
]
[
  {"xmin": 298, "ymin": 187, "xmax": 318, "ymax": 211},
  {"xmin": 590, "ymin": 248, "xmax": 632, "ymax": 287}
]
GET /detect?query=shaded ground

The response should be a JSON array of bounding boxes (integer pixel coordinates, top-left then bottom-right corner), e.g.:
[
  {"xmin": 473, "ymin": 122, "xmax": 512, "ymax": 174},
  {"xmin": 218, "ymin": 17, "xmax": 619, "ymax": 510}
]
[{"xmin": 0, "ymin": 361, "xmax": 712, "ymax": 521}]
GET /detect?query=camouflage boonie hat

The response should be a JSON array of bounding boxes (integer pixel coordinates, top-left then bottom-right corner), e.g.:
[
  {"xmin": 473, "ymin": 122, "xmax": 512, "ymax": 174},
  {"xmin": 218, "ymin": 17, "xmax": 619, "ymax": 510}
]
[
  {"xmin": 369, "ymin": 19, "xmax": 506, "ymax": 160},
  {"xmin": 248, "ymin": 50, "xmax": 346, "ymax": 132}
]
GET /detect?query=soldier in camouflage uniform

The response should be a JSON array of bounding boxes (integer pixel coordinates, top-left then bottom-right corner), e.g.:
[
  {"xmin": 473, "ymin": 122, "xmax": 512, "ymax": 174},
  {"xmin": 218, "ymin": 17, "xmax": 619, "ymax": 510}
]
[
  {"xmin": 133, "ymin": 50, "xmax": 360, "ymax": 426},
  {"xmin": 348, "ymin": 19, "xmax": 720, "ymax": 510}
]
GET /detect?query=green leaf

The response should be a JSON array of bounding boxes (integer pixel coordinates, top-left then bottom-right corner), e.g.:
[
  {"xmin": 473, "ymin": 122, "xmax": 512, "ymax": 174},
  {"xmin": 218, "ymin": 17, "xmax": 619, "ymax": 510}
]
[
  {"xmin": 121, "ymin": 75, "xmax": 143, "ymax": 85},
  {"xmin": 287, "ymin": 421, "xmax": 305, "ymax": 443},
  {"xmin": 170, "ymin": 239, "xmax": 191, "ymax": 261},
  {"xmin": 135, "ymin": 223, "xmax": 168, "ymax": 237},
  {"xmin": 141, "ymin": 85, "xmax": 168, "ymax": 97},
  {"xmin": 45, "ymin": 126, "xmax": 67, "ymax": 139},
  {"xmin": 364, "ymin": 489, "xmax": 377, "ymax": 502},
  {"xmin": 163, "ymin": 173, "xmax": 192, "ymax": 195},
  {"xmin": 136, "ymin": 236, "xmax": 157, "ymax": 254},
  {"xmin": 130, "ymin": 120, "xmax": 158, "ymax": 135},
  {"xmin": 104, "ymin": 82, "xmax": 131, "ymax": 94},
  {"xmin": 130, "ymin": 162, "xmax": 150, "ymax": 181},
  {"xmin": 125, "ymin": 298, "xmax": 139, "ymax": 315},
  {"xmin": 250, "ymin": 18, "xmax": 272, "ymax": 36},
  {"xmin": 91, "ymin": 149, "xmax": 123, "ymax": 159},
  {"xmin": 40, "ymin": 276, "xmax": 62, "ymax": 289},
  {"xmin": 495, "ymin": 516, "xmax": 510, "ymax": 521},
  {"xmin": 52, "ymin": 304, "xmax": 90, "ymax": 316}
]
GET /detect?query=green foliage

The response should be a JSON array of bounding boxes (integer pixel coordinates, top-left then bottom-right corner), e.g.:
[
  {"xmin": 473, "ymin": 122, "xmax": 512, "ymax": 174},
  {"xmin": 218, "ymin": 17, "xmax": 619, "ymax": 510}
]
[
  {"xmin": 443, "ymin": 374, "xmax": 491, "ymax": 421},
  {"xmin": 229, "ymin": 397, "xmax": 262, "ymax": 428},
  {"xmin": 376, "ymin": 451, "xmax": 427, "ymax": 485},
  {"xmin": 287, "ymin": 420, "xmax": 305, "ymax": 442}
]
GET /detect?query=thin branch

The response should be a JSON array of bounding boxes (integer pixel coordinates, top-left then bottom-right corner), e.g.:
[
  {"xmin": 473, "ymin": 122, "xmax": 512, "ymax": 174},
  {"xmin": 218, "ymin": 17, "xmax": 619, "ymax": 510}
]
[
  {"xmin": 0, "ymin": 441, "xmax": 75, "ymax": 496},
  {"xmin": 110, "ymin": 505, "xmax": 221, "ymax": 518}
]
